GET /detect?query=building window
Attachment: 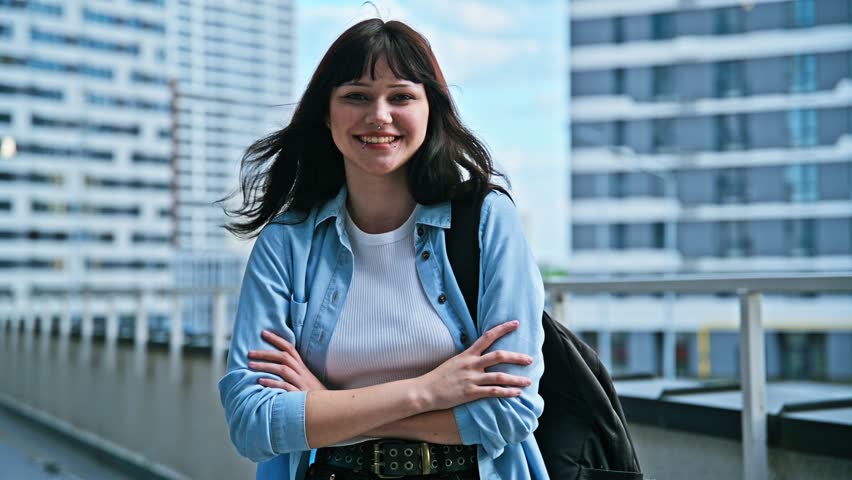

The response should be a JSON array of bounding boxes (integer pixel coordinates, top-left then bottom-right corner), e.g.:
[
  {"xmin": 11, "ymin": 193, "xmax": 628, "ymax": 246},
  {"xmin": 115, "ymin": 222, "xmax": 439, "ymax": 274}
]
[
  {"xmin": 786, "ymin": 219, "xmax": 816, "ymax": 256},
  {"xmin": 652, "ymin": 223, "xmax": 665, "ymax": 249},
  {"xmin": 715, "ymin": 7, "xmax": 744, "ymax": 35},
  {"xmin": 652, "ymin": 118, "xmax": 676, "ymax": 152},
  {"xmin": 778, "ymin": 332, "xmax": 825, "ymax": 380},
  {"xmin": 611, "ymin": 332, "xmax": 629, "ymax": 374},
  {"xmin": 790, "ymin": 54, "xmax": 816, "ymax": 93},
  {"xmin": 652, "ymin": 65, "xmax": 676, "ymax": 100},
  {"xmin": 676, "ymin": 332, "xmax": 693, "ymax": 377},
  {"xmin": 785, "ymin": 163, "xmax": 819, "ymax": 202},
  {"xmin": 716, "ymin": 168, "xmax": 747, "ymax": 204},
  {"xmin": 715, "ymin": 60, "xmax": 745, "ymax": 97},
  {"xmin": 613, "ymin": 68, "xmax": 625, "ymax": 95},
  {"xmin": 791, "ymin": 0, "xmax": 816, "ymax": 28},
  {"xmin": 719, "ymin": 221, "xmax": 751, "ymax": 257},
  {"xmin": 614, "ymin": 120, "xmax": 625, "ymax": 147},
  {"xmin": 613, "ymin": 16, "xmax": 624, "ymax": 43},
  {"xmin": 611, "ymin": 224, "xmax": 627, "ymax": 250},
  {"xmin": 610, "ymin": 172, "xmax": 626, "ymax": 198},
  {"xmin": 788, "ymin": 109, "xmax": 818, "ymax": 147},
  {"xmin": 716, "ymin": 114, "xmax": 749, "ymax": 151},
  {"xmin": 652, "ymin": 12, "xmax": 676, "ymax": 40}
]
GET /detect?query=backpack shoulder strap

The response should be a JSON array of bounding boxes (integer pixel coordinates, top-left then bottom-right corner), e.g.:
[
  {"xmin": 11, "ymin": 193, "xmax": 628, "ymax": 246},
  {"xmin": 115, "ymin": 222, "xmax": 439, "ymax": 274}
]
[{"xmin": 446, "ymin": 188, "xmax": 487, "ymax": 327}]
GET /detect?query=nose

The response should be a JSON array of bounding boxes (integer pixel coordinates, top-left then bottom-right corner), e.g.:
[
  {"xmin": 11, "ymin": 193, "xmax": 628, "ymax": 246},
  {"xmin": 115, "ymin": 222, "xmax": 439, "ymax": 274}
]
[{"xmin": 366, "ymin": 99, "xmax": 392, "ymax": 126}]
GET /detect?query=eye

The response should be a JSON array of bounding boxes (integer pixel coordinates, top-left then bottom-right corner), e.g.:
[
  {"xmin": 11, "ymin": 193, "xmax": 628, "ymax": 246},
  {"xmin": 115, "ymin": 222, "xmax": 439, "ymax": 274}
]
[
  {"xmin": 391, "ymin": 94, "xmax": 416, "ymax": 103},
  {"xmin": 343, "ymin": 93, "xmax": 368, "ymax": 102}
]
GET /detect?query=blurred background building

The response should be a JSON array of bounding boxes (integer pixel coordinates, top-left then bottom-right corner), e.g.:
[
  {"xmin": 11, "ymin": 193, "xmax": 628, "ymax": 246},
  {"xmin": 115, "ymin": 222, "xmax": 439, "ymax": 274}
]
[
  {"xmin": 566, "ymin": 0, "xmax": 852, "ymax": 380},
  {"xmin": 0, "ymin": 0, "xmax": 294, "ymax": 341},
  {"xmin": 168, "ymin": 0, "xmax": 294, "ymax": 342},
  {"xmin": 0, "ymin": 0, "xmax": 175, "ymax": 329}
]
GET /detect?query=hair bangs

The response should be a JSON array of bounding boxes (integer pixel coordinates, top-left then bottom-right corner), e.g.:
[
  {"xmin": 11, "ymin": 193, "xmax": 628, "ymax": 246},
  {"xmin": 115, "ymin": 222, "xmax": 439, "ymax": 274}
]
[{"xmin": 330, "ymin": 25, "xmax": 435, "ymax": 88}]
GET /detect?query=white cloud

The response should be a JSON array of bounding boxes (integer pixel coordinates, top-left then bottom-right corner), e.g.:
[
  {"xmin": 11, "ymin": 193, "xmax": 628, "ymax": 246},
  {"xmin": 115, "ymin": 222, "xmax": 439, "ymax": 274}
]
[
  {"xmin": 432, "ymin": 32, "xmax": 540, "ymax": 82},
  {"xmin": 299, "ymin": 1, "xmax": 541, "ymax": 84}
]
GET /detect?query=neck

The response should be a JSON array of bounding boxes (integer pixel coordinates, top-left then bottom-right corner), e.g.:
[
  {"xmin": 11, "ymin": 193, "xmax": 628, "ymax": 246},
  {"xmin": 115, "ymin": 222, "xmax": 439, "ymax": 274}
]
[{"xmin": 345, "ymin": 171, "xmax": 416, "ymax": 234}]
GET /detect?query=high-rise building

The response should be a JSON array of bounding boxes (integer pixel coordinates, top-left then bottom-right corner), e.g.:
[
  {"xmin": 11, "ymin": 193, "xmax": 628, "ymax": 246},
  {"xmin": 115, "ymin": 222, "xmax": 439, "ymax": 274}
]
[
  {"xmin": 0, "ymin": 0, "xmax": 295, "ymax": 339},
  {"xmin": 566, "ymin": 0, "xmax": 852, "ymax": 380},
  {"xmin": 168, "ymin": 0, "xmax": 295, "ymax": 338},
  {"xmin": 0, "ymin": 1, "xmax": 174, "ymax": 323},
  {"xmin": 569, "ymin": 0, "xmax": 851, "ymax": 275}
]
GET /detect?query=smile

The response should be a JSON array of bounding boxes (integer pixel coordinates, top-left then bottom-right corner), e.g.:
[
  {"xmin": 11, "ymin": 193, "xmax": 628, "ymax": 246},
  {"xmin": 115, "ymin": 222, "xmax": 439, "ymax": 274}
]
[{"xmin": 356, "ymin": 135, "xmax": 400, "ymax": 145}]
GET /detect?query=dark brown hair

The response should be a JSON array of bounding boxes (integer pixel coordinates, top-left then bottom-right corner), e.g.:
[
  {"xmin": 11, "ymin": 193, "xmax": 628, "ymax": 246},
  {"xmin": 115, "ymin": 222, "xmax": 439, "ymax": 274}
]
[{"xmin": 220, "ymin": 18, "xmax": 507, "ymax": 238}]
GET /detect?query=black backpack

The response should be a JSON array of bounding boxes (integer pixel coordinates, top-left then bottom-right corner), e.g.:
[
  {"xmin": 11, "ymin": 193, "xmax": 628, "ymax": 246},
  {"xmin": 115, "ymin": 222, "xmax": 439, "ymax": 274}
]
[{"xmin": 446, "ymin": 188, "xmax": 643, "ymax": 480}]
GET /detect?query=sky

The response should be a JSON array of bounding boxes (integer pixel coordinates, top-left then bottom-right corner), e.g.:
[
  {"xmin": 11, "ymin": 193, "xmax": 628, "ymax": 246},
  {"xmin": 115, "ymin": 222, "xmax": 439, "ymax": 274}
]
[{"xmin": 294, "ymin": 0, "xmax": 568, "ymax": 264}]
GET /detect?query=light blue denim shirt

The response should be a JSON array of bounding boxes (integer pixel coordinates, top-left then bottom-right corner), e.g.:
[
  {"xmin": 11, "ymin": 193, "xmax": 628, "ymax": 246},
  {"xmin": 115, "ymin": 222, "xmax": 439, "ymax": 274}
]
[{"xmin": 219, "ymin": 186, "xmax": 548, "ymax": 480}]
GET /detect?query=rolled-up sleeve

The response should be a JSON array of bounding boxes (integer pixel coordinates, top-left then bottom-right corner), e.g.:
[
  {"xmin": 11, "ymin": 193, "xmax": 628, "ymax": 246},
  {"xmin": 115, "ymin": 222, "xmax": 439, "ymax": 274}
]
[
  {"xmin": 218, "ymin": 223, "xmax": 311, "ymax": 461},
  {"xmin": 452, "ymin": 192, "xmax": 546, "ymax": 459}
]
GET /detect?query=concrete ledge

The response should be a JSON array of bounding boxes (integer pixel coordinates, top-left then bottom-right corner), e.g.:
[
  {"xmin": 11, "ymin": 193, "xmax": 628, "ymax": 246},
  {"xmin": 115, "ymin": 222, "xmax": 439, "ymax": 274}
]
[{"xmin": 0, "ymin": 393, "xmax": 190, "ymax": 480}]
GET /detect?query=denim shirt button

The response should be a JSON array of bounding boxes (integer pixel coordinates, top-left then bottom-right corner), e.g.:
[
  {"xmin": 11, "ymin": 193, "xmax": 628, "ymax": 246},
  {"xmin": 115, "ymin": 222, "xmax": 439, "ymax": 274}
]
[
  {"xmin": 438, "ymin": 294, "xmax": 446, "ymax": 304},
  {"xmin": 417, "ymin": 226, "xmax": 424, "ymax": 236},
  {"xmin": 460, "ymin": 333, "xmax": 468, "ymax": 344},
  {"xmin": 421, "ymin": 251, "xmax": 431, "ymax": 261}
]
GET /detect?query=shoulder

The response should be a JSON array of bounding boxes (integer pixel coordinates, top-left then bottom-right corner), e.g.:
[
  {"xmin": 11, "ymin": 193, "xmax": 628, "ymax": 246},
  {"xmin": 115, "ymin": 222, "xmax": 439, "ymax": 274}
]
[{"xmin": 479, "ymin": 189, "xmax": 519, "ymax": 233}]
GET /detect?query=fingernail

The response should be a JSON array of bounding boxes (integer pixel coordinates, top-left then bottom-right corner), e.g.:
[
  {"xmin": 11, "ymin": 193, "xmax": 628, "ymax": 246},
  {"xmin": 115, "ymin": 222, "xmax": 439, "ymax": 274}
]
[
  {"xmin": 526, "ymin": 357, "xmax": 533, "ymax": 364},
  {"xmin": 511, "ymin": 320, "xmax": 519, "ymax": 327},
  {"xmin": 261, "ymin": 330, "xmax": 269, "ymax": 336},
  {"xmin": 248, "ymin": 361, "xmax": 256, "ymax": 368}
]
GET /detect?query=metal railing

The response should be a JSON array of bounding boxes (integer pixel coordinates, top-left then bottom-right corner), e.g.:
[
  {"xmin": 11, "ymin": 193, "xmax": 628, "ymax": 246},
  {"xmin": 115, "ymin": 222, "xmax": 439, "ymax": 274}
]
[
  {"xmin": 543, "ymin": 272, "xmax": 852, "ymax": 480},
  {"xmin": 2, "ymin": 273, "xmax": 851, "ymax": 480}
]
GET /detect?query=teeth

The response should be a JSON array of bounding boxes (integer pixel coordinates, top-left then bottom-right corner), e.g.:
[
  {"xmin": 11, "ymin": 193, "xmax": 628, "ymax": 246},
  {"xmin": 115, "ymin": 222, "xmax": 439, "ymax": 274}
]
[{"xmin": 359, "ymin": 136, "xmax": 397, "ymax": 144}]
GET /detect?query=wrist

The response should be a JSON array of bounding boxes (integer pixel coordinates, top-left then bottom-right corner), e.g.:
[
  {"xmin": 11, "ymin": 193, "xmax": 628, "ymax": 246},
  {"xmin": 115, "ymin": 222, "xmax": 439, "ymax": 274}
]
[{"xmin": 405, "ymin": 376, "xmax": 433, "ymax": 413}]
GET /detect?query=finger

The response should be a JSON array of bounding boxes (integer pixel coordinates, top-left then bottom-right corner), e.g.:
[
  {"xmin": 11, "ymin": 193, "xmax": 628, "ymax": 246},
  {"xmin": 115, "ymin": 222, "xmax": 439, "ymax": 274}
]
[
  {"xmin": 478, "ymin": 372, "xmax": 532, "ymax": 388},
  {"xmin": 248, "ymin": 350, "xmax": 298, "ymax": 367},
  {"xmin": 258, "ymin": 377, "xmax": 297, "ymax": 392},
  {"xmin": 469, "ymin": 385, "xmax": 523, "ymax": 400},
  {"xmin": 467, "ymin": 320, "xmax": 519, "ymax": 355},
  {"xmin": 261, "ymin": 330, "xmax": 297, "ymax": 353},
  {"xmin": 249, "ymin": 361, "xmax": 298, "ymax": 380},
  {"xmin": 475, "ymin": 351, "xmax": 533, "ymax": 370}
]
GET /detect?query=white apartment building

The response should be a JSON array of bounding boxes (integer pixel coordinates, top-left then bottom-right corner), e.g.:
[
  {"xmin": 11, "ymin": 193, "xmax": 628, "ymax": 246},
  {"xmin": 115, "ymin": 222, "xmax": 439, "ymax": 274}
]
[
  {"xmin": 566, "ymin": 0, "xmax": 852, "ymax": 380},
  {"xmin": 0, "ymin": 0, "xmax": 174, "ymax": 329},
  {"xmin": 168, "ymin": 0, "xmax": 295, "ymax": 338},
  {"xmin": 0, "ymin": 0, "xmax": 295, "ymax": 339}
]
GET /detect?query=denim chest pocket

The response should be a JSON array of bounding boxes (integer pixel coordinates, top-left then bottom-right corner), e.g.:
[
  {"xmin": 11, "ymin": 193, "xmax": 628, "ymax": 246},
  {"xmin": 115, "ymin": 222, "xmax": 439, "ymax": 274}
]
[{"xmin": 288, "ymin": 293, "xmax": 309, "ymax": 329}]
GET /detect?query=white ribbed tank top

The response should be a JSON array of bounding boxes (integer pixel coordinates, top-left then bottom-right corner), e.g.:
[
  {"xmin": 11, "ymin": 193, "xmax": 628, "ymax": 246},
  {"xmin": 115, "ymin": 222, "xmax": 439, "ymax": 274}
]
[{"xmin": 325, "ymin": 207, "xmax": 457, "ymax": 389}]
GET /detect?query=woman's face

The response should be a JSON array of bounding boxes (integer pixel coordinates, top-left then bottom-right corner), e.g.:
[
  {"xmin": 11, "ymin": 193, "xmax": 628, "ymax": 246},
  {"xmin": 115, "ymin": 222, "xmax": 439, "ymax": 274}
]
[{"xmin": 328, "ymin": 56, "xmax": 429, "ymax": 183}]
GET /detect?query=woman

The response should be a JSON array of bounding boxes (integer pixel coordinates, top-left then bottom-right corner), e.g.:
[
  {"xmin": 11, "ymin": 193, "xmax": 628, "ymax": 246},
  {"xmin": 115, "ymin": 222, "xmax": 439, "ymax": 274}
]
[{"xmin": 219, "ymin": 18, "xmax": 547, "ymax": 480}]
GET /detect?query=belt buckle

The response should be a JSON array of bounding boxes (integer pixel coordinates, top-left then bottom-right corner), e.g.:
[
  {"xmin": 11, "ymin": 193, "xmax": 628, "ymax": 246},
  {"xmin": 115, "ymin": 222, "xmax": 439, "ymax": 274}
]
[
  {"xmin": 373, "ymin": 441, "xmax": 403, "ymax": 479},
  {"xmin": 419, "ymin": 442, "xmax": 431, "ymax": 475}
]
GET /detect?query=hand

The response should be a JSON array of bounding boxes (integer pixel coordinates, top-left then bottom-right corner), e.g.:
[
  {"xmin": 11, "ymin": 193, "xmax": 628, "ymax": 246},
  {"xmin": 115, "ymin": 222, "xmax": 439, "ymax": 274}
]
[
  {"xmin": 416, "ymin": 320, "xmax": 533, "ymax": 411},
  {"xmin": 248, "ymin": 330, "xmax": 328, "ymax": 392}
]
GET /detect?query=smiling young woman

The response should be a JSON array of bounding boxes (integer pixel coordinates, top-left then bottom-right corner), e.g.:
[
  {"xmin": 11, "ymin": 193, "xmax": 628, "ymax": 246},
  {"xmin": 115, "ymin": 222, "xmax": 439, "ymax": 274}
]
[{"xmin": 218, "ymin": 18, "xmax": 547, "ymax": 480}]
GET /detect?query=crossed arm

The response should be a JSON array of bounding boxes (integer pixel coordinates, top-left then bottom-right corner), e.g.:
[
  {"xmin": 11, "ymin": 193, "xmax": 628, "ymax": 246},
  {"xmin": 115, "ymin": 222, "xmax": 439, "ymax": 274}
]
[{"xmin": 247, "ymin": 321, "xmax": 533, "ymax": 448}]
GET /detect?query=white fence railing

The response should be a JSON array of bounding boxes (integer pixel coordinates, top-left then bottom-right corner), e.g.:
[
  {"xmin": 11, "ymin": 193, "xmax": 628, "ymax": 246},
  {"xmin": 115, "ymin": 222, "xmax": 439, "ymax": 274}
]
[
  {"xmin": 544, "ymin": 272, "xmax": 852, "ymax": 480},
  {"xmin": 2, "ymin": 273, "xmax": 851, "ymax": 480}
]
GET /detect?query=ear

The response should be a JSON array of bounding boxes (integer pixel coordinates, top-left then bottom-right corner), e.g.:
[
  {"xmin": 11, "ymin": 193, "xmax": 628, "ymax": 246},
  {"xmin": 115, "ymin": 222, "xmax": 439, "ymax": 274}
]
[{"xmin": 325, "ymin": 118, "xmax": 331, "ymax": 129}]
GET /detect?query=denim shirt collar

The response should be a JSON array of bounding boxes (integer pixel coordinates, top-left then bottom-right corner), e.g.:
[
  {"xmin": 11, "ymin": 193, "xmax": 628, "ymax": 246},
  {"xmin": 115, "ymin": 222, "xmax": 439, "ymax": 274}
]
[{"xmin": 313, "ymin": 184, "xmax": 452, "ymax": 232}]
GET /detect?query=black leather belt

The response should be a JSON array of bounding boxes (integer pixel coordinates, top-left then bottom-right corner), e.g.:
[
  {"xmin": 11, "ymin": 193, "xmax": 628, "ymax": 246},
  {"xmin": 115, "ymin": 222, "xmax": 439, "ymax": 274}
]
[{"xmin": 315, "ymin": 440, "xmax": 477, "ymax": 478}]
